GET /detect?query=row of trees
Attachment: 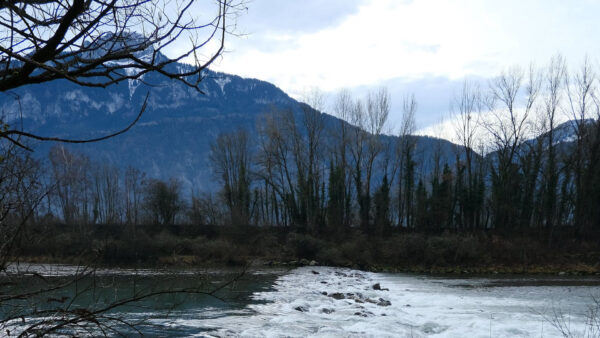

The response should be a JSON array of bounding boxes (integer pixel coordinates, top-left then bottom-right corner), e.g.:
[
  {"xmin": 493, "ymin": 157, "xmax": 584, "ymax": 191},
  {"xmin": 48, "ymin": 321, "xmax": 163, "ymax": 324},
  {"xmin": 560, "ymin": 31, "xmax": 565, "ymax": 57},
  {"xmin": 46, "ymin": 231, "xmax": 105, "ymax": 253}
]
[
  {"xmin": 0, "ymin": 144, "xmax": 185, "ymax": 229},
  {"xmin": 208, "ymin": 88, "xmax": 448, "ymax": 234},
  {"xmin": 209, "ymin": 56, "xmax": 600, "ymax": 238}
]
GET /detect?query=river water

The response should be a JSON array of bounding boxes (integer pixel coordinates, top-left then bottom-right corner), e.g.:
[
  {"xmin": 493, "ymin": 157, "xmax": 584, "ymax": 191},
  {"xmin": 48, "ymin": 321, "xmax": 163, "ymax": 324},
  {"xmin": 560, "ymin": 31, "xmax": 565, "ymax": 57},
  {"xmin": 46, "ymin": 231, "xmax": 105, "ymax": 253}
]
[{"xmin": 2, "ymin": 264, "xmax": 600, "ymax": 337}]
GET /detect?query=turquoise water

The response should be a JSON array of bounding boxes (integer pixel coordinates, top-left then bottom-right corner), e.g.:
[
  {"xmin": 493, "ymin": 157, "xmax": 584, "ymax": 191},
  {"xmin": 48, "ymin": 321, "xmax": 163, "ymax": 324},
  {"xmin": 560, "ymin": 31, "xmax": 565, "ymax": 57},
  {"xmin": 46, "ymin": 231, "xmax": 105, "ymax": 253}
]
[{"xmin": 0, "ymin": 265, "xmax": 283, "ymax": 336}]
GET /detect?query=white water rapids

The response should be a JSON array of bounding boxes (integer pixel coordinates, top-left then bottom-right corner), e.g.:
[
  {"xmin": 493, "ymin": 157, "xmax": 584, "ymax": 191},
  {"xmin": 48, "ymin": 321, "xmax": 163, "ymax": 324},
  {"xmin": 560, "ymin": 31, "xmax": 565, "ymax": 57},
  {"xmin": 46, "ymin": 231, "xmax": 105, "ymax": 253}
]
[{"xmin": 165, "ymin": 266, "xmax": 600, "ymax": 337}]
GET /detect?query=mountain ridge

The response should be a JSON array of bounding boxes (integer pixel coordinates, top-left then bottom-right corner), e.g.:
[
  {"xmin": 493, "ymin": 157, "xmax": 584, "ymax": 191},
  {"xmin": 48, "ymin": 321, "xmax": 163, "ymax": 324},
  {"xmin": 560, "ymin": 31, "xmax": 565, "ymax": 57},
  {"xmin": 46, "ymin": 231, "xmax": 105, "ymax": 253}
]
[{"xmin": 1, "ymin": 62, "xmax": 464, "ymax": 191}]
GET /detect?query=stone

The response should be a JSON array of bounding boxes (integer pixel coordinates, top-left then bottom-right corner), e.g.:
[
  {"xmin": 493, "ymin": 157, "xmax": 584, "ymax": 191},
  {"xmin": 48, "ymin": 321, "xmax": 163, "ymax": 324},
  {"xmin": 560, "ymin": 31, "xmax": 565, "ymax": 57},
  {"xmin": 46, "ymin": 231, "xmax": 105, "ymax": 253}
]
[
  {"xmin": 372, "ymin": 283, "xmax": 389, "ymax": 291},
  {"xmin": 377, "ymin": 298, "xmax": 392, "ymax": 307},
  {"xmin": 329, "ymin": 292, "xmax": 345, "ymax": 300},
  {"xmin": 294, "ymin": 306, "xmax": 308, "ymax": 312}
]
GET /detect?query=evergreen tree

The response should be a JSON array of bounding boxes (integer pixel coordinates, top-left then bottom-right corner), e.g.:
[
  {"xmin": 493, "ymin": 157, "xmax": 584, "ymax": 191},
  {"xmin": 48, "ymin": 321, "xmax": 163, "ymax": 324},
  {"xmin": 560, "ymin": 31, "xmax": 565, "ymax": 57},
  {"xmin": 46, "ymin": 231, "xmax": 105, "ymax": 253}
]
[
  {"xmin": 373, "ymin": 174, "xmax": 391, "ymax": 234},
  {"xmin": 327, "ymin": 162, "xmax": 346, "ymax": 231},
  {"xmin": 414, "ymin": 179, "xmax": 429, "ymax": 230}
]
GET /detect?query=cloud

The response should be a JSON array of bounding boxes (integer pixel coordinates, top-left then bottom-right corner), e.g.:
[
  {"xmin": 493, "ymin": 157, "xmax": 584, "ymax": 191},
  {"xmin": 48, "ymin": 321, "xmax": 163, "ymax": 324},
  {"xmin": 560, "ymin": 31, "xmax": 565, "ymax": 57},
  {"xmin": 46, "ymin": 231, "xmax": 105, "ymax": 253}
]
[
  {"xmin": 209, "ymin": 0, "xmax": 600, "ymax": 129},
  {"xmin": 239, "ymin": 0, "xmax": 367, "ymax": 35},
  {"xmin": 227, "ymin": 0, "xmax": 367, "ymax": 54},
  {"xmin": 320, "ymin": 75, "xmax": 489, "ymax": 133}
]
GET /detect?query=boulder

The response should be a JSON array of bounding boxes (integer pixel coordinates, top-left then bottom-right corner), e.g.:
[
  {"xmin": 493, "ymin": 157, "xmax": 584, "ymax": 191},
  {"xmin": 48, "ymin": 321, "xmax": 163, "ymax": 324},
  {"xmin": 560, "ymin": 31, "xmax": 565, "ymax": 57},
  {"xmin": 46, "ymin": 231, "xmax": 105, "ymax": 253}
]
[
  {"xmin": 294, "ymin": 306, "xmax": 308, "ymax": 312},
  {"xmin": 329, "ymin": 292, "xmax": 345, "ymax": 300},
  {"xmin": 372, "ymin": 283, "xmax": 389, "ymax": 291},
  {"xmin": 377, "ymin": 298, "xmax": 392, "ymax": 307}
]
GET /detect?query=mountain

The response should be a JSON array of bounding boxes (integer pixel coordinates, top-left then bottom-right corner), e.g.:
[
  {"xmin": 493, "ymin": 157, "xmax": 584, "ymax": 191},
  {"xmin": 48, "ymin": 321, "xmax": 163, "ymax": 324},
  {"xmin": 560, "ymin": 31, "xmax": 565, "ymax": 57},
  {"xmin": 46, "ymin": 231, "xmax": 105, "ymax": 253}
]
[
  {"xmin": 1, "ymin": 61, "xmax": 462, "ymax": 191},
  {"xmin": 517, "ymin": 119, "xmax": 595, "ymax": 155}
]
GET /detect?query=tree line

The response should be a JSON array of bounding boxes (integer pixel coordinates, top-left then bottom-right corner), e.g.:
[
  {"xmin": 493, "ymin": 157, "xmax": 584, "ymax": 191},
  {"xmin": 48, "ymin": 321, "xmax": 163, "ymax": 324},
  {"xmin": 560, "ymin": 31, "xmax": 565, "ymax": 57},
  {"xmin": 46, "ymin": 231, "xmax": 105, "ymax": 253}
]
[
  {"xmin": 207, "ymin": 56, "xmax": 600, "ymax": 240},
  {"xmin": 1, "ymin": 56, "xmax": 600, "ymax": 242}
]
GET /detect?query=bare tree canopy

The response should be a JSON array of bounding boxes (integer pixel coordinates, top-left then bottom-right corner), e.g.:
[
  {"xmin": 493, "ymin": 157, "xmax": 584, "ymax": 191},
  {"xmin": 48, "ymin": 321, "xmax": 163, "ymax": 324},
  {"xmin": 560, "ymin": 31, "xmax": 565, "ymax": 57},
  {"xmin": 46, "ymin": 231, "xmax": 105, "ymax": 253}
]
[
  {"xmin": 0, "ymin": 0, "xmax": 243, "ymax": 150},
  {"xmin": 0, "ymin": 0, "xmax": 242, "ymax": 91}
]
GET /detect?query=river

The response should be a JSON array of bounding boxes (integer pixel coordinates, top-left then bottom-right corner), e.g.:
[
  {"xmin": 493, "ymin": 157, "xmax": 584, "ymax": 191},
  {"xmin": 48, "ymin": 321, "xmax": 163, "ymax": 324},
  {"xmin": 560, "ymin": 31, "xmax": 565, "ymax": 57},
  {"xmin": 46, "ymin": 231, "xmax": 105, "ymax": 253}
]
[{"xmin": 2, "ymin": 264, "xmax": 599, "ymax": 337}]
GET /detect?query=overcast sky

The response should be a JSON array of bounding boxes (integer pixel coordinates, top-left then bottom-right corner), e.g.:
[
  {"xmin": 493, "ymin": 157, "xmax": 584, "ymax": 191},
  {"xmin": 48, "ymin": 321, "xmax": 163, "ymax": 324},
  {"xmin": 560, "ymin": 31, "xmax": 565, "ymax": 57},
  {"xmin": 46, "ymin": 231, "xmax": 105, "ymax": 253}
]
[{"xmin": 209, "ymin": 0, "xmax": 600, "ymax": 132}]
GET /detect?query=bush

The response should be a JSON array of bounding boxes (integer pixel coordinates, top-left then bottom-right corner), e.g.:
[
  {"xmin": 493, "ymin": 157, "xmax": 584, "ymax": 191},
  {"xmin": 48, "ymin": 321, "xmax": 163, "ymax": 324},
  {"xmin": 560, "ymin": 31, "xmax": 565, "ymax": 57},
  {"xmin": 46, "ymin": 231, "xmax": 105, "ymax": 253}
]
[
  {"xmin": 424, "ymin": 236, "xmax": 459, "ymax": 266},
  {"xmin": 316, "ymin": 247, "xmax": 346, "ymax": 266},
  {"xmin": 456, "ymin": 236, "xmax": 486, "ymax": 264},
  {"xmin": 248, "ymin": 233, "xmax": 283, "ymax": 258},
  {"xmin": 395, "ymin": 233, "xmax": 427, "ymax": 264},
  {"xmin": 338, "ymin": 235, "xmax": 373, "ymax": 267},
  {"xmin": 191, "ymin": 238, "xmax": 247, "ymax": 265},
  {"xmin": 286, "ymin": 233, "xmax": 325, "ymax": 260}
]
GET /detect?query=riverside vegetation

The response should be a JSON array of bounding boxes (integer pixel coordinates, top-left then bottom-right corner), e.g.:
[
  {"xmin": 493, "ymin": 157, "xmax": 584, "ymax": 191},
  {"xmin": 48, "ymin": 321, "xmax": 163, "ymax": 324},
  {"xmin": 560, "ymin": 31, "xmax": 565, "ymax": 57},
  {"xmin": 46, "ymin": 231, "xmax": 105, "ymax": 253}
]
[{"xmin": 15, "ymin": 223, "xmax": 600, "ymax": 274}]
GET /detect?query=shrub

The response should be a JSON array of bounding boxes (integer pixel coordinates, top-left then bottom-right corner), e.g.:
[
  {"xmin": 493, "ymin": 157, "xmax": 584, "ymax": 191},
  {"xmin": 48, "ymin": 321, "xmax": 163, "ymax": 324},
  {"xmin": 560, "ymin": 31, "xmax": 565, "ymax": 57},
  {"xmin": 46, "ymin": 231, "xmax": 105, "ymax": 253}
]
[
  {"xmin": 316, "ymin": 247, "xmax": 346, "ymax": 266},
  {"xmin": 424, "ymin": 236, "xmax": 459, "ymax": 266},
  {"xmin": 286, "ymin": 233, "xmax": 325, "ymax": 260},
  {"xmin": 395, "ymin": 233, "xmax": 427, "ymax": 264},
  {"xmin": 339, "ymin": 235, "xmax": 373, "ymax": 267},
  {"xmin": 456, "ymin": 236, "xmax": 486, "ymax": 264}
]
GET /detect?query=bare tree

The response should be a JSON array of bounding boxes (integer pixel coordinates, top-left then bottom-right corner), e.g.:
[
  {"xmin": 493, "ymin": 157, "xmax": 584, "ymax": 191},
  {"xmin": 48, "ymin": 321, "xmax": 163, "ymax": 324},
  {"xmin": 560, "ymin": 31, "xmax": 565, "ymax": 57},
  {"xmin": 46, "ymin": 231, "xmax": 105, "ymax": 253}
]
[
  {"xmin": 91, "ymin": 162, "xmax": 122, "ymax": 224},
  {"xmin": 210, "ymin": 128, "xmax": 251, "ymax": 226},
  {"xmin": 397, "ymin": 94, "xmax": 417, "ymax": 228},
  {"xmin": 124, "ymin": 165, "xmax": 144, "ymax": 226},
  {"xmin": 351, "ymin": 88, "xmax": 391, "ymax": 230},
  {"xmin": 255, "ymin": 92, "xmax": 327, "ymax": 231},
  {"xmin": 539, "ymin": 54, "xmax": 566, "ymax": 233},
  {"xmin": 483, "ymin": 65, "xmax": 542, "ymax": 230},
  {"xmin": 297, "ymin": 89, "xmax": 327, "ymax": 231},
  {"xmin": 255, "ymin": 108, "xmax": 297, "ymax": 227},
  {"xmin": 49, "ymin": 144, "xmax": 91, "ymax": 227},
  {"xmin": 452, "ymin": 81, "xmax": 485, "ymax": 230},
  {"xmin": 143, "ymin": 177, "xmax": 182, "ymax": 225},
  {"xmin": 188, "ymin": 191, "xmax": 224, "ymax": 226},
  {"xmin": 329, "ymin": 89, "xmax": 354, "ymax": 229},
  {"xmin": 565, "ymin": 57, "xmax": 599, "ymax": 234},
  {"xmin": 348, "ymin": 97, "xmax": 368, "ymax": 228},
  {"xmin": 0, "ymin": 0, "xmax": 244, "ymax": 147},
  {"xmin": 0, "ymin": 143, "xmax": 46, "ymax": 270},
  {"xmin": 0, "ymin": 0, "xmax": 241, "ymax": 90}
]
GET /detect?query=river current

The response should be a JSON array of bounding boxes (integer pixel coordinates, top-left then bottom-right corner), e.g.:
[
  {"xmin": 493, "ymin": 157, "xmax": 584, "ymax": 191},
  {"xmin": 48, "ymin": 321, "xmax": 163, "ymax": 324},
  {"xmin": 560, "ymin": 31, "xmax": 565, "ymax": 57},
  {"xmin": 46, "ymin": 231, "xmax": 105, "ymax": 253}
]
[{"xmin": 2, "ymin": 264, "xmax": 600, "ymax": 337}]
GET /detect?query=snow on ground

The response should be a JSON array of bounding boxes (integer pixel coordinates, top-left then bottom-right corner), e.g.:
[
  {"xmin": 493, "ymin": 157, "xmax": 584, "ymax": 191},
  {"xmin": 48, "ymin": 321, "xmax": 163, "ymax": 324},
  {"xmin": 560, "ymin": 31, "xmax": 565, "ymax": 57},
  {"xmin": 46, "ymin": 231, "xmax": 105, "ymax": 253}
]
[{"xmin": 214, "ymin": 76, "xmax": 231, "ymax": 94}]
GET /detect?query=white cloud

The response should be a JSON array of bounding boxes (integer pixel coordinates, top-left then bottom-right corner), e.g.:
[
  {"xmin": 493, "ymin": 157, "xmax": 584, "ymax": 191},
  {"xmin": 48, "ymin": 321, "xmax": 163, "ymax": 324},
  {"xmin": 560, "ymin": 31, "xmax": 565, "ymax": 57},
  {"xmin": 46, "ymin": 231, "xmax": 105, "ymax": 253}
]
[{"xmin": 205, "ymin": 0, "xmax": 600, "ymax": 129}]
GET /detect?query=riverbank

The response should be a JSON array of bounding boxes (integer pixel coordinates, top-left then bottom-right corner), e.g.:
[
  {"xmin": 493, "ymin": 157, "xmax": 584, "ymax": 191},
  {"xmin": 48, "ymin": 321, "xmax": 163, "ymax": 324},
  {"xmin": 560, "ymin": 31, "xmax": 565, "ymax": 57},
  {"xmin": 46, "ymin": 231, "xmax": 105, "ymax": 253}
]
[
  {"xmin": 15, "ymin": 255, "xmax": 600, "ymax": 276},
  {"xmin": 13, "ymin": 223, "xmax": 600, "ymax": 275}
]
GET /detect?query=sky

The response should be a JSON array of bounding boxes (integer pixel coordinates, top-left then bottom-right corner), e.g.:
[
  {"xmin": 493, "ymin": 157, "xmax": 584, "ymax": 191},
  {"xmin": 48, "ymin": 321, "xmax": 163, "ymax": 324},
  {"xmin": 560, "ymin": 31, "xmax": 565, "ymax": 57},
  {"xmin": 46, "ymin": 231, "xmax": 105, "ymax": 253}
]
[{"xmin": 206, "ymin": 0, "xmax": 600, "ymax": 134}]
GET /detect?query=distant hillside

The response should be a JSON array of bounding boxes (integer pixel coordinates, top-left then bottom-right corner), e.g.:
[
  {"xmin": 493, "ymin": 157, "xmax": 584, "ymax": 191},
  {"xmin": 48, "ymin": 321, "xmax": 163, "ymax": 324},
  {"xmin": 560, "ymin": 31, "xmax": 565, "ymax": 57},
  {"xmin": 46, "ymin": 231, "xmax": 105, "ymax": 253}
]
[{"xmin": 1, "ymin": 60, "xmax": 463, "ymax": 191}]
